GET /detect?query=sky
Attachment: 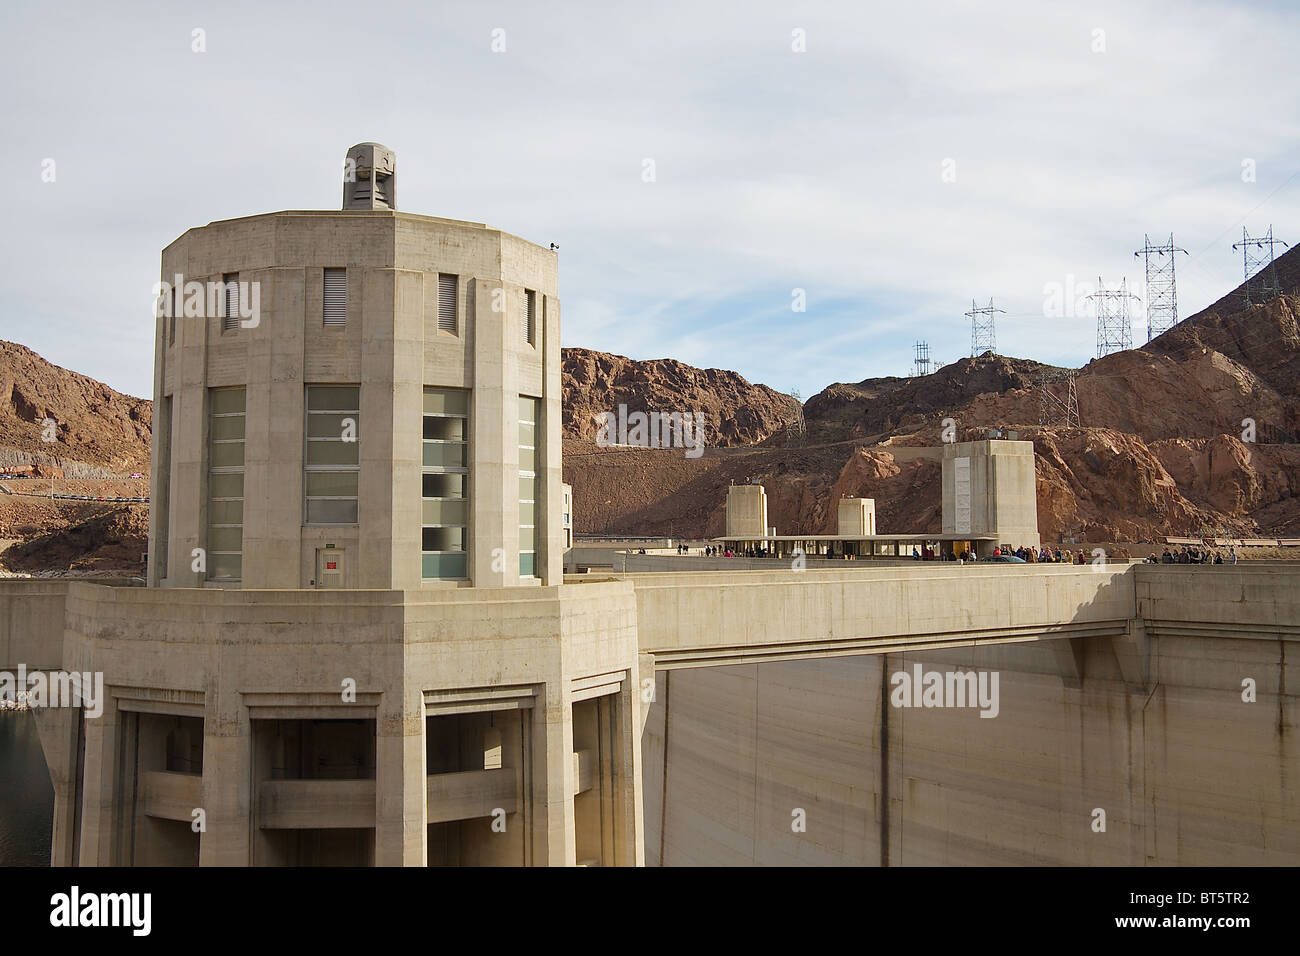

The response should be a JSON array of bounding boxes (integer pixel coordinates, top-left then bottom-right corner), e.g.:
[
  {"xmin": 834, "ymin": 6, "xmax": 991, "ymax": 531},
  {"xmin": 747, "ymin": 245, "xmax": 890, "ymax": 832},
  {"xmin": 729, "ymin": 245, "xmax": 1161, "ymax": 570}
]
[{"xmin": 1, "ymin": 0, "xmax": 1298, "ymax": 401}]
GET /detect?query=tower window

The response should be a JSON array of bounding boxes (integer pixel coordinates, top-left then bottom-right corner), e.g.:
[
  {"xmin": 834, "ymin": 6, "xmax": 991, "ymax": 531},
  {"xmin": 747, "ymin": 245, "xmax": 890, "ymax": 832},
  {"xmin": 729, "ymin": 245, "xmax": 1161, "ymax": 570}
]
[
  {"xmin": 323, "ymin": 269, "xmax": 347, "ymax": 327},
  {"xmin": 422, "ymin": 387, "xmax": 470, "ymax": 579},
  {"xmin": 305, "ymin": 386, "xmax": 360, "ymax": 524},
  {"xmin": 221, "ymin": 273, "xmax": 239, "ymax": 331},
  {"xmin": 437, "ymin": 274, "xmax": 458, "ymax": 333},
  {"xmin": 523, "ymin": 290, "xmax": 536, "ymax": 346},
  {"xmin": 207, "ymin": 387, "xmax": 245, "ymax": 580},
  {"xmin": 519, "ymin": 395, "xmax": 539, "ymax": 577},
  {"xmin": 169, "ymin": 282, "xmax": 179, "ymax": 346}
]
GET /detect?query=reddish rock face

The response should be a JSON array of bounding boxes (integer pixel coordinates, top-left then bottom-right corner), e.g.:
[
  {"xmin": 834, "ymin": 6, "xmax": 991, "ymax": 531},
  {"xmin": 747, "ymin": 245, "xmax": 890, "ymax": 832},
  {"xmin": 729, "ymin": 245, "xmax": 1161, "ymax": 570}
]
[
  {"xmin": 562, "ymin": 271, "xmax": 1300, "ymax": 546},
  {"xmin": 561, "ymin": 347, "xmax": 801, "ymax": 448},
  {"xmin": 0, "ymin": 341, "xmax": 151, "ymax": 477}
]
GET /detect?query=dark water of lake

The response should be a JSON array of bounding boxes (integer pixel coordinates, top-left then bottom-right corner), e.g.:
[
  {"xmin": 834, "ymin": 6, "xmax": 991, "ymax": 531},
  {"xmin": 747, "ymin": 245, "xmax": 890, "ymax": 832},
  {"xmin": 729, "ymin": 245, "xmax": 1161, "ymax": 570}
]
[{"xmin": 0, "ymin": 711, "xmax": 53, "ymax": 866}]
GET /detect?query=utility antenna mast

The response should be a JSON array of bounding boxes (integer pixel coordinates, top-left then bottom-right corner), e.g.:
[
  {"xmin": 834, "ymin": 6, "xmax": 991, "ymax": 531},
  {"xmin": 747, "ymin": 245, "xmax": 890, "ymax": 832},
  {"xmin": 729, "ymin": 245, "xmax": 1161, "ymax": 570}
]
[
  {"xmin": 1087, "ymin": 278, "xmax": 1140, "ymax": 358},
  {"xmin": 911, "ymin": 341, "xmax": 932, "ymax": 377},
  {"xmin": 1134, "ymin": 234, "xmax": 1187, "ymax": 341},
  {"xmin": 1232, "ymin": 226, "xmax": 1290, "ymax": 307},
  {"xmin": 966, "ymin": 298, "xmax": 1004, "ymax": 357}
]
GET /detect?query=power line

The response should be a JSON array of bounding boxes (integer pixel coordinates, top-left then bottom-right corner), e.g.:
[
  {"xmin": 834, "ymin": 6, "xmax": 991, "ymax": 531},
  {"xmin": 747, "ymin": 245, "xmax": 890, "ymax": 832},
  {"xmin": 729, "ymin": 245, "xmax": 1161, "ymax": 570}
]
[
  {"xmin": 1134, "ymin": 234, "xmax": 1188, "ymax": 341},
  {"xmin": 1038, "ymin": 370, "xmax": 1080, "ymax": 428},
  {"xmin": 910, "ymin": 340, "xmax": 933, "ymax": 377},
  {"xmin": 1232, "ymin": 226, "xmax": 1290, "ymax": 307},
  {"xmin": 1086, "ymin": 277, "xmax": 1141, "ymax": 358},
  {"xmin": 965, "ymin": 298, "xmax": 1004, "ymax": 357}
]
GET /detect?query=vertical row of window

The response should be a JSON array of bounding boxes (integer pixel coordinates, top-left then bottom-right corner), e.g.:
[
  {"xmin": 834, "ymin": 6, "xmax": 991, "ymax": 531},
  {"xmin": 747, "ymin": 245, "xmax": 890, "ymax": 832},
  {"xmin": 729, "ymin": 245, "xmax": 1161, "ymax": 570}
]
[
  {"xmin": 422, "ymin": 388, "xmax": 469, "ymax": 579},
  {"xmin": 208, "ymin": 387, "xmax": 245, "ymax": 580},
  {"xmin": 519, "ymin": 396, "xmax": 539, "ymax": 577},
  {"xmin": 156, "ymin": 396, "xmax": 172, "ymax": 576},
  {"xmin": 305, "ymin": 386, "xmax": 360, "ymax": 523}
]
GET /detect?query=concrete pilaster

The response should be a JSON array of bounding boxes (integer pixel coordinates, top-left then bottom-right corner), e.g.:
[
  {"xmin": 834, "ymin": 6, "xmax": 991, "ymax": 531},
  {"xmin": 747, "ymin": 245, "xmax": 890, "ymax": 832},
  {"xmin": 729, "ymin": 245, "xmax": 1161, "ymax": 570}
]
[
  {"xmin": 535, "ymin": 681, "xmax": 576, "ymax": 866},
  {"xmin": 33, "ymin": 707, "xmax": 79, "ymax": 866},
  {"xmin": 471, "ymin": 278, "xmax": 514, "ymax": 586},
  {"xmin": 76, "ymin": 699, "xmax": 119, "ymax": 865},
  {"xmin": 612, "ymin": 684, "xmax": 645, "ymax": 866},
  {"xmin": 199, "ymin": 668, "xmax": 251, "ymax": 865},
  {"xmin": 358, "ymin": 268, "xmax": 397, "ymax": 588},
  {"xmin": 374, "ymin": 675, "xmax": 427, "ymax": 866},
  {"xmin": 539, "ymin": 295, "xmax": 563, "ymax": 585},
  {"xmin": 389, "ymin": 269, "xmax": 426, "ymax": 590}
]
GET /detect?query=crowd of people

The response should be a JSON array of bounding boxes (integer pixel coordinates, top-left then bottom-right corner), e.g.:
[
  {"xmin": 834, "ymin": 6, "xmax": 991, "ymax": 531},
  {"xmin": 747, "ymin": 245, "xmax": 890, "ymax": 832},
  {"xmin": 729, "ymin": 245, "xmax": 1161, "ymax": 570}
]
[
  {"xmin": 948, "ymin": 545, "xmax": 1095, "ymax": 564},
  {"xmin": 668, "ymin": 541, "xmax": 1242, "ymax": 565},
  {"xmin": 701, "ymin": 545, "xmax": 771, "ymax": 558},
  {"xmin": 1148, "ymin": 546, "xmax": 1237, "ymax": 565}
]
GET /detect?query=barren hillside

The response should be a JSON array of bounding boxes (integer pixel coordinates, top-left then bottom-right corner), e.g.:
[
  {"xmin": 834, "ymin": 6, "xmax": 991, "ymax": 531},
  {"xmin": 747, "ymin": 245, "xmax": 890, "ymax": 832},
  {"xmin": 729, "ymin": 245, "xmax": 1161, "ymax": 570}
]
[
  {"xmin": 565, "ymin": 246, "xmax": 1300, "ymax": 545},
  {"xmin": 0, "ymin": 342, "xmax": 151, "ymax": 573},
  {"xmin": 0, "ymin": 341, "xmax": 150, "ymax": 476},
  {"xmin": 562, "ymin": 347, "xmax": 799, "ymax": 447}
]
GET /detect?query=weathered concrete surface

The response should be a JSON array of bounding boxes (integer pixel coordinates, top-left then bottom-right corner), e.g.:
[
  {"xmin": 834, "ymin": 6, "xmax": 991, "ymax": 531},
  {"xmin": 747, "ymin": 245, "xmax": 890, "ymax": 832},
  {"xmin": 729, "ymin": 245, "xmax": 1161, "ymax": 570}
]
[
  {"xmin": 21, "ymin": 580, "xmax": 641, "ymax": 867},
  {"xmin": 0, "ymin": 581, "xmax": 68, "ymax": 671},
  {"xmin": 631, "ymin": 565, "xmax": 1134, "ymax": 668},
  {"xmin": 643, "ymin": 565, "xmax": 1298, "ymax": 866},
  {"xmin": 5, "ymin": 563, "xmax": 1296, "ymax": 866}
]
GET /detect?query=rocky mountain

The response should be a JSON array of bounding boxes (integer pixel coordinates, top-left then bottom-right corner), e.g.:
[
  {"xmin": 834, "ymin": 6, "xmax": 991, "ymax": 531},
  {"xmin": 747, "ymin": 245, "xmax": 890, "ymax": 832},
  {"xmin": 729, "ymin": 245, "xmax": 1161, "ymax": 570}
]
[
  {"xmin": 565, "ymin": 245, "xmax": 1300, "ymax": 545},
  {"xmin": 562, "ymin": 347, "xmax": 800, "ymax": 447},
  {"xmin": 802, "ymin": 353, "xmax": 1065, "ymax": 444},
  {"xmin": 0, "ymin": 341, "xmax": 151, "ymax": 476},
  {"xmin": 0, "ymin": 342, "xmax": 151, "ymax": 574}
]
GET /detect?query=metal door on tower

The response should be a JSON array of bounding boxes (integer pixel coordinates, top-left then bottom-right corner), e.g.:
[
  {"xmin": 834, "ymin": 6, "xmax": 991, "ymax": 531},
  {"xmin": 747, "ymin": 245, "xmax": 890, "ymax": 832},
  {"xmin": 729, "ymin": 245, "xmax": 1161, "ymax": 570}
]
[{"xmin": 316, "ymin": 549, "xmax": 344, "ymax": 587}]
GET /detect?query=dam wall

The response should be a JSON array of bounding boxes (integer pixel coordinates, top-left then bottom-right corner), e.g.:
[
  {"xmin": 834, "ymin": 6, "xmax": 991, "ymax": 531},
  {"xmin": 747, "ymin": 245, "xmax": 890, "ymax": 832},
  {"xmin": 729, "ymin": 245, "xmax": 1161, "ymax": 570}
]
[{"xmin": 642, "ymin": 566, "xmax": 1298, "ymax": 866}]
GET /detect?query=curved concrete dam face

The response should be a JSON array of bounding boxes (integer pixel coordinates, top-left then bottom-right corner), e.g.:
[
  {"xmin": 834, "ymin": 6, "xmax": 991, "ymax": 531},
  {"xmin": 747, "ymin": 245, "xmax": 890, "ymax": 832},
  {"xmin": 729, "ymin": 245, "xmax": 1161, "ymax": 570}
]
[{"xmin": 643, "ymin": 617, "xmax": 1298, "ymax": 866}]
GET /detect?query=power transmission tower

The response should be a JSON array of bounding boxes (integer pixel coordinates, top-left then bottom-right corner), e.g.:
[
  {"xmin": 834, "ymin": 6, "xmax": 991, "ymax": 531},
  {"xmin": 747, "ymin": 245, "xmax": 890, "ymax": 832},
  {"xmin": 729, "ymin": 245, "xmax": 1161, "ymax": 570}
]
[
  {"xmin": 784, "ymin": 388, "xmax": 806, "ymax": 446},
  {"xmin": 1087, "ymin": 278, "xmax": 1140, "ymax": 358},
  {"xmin": 1134, "ymin": 234, "xmax": 1187, "ymax": 341},
  {"xmin": 1232, "ymin": 226, "xmax": 1290, "ymax": 307},
  {"xmin": 1038, "ymin": 370, "xmax": 1080, "ymax": 428},
  {"xmin": 911, "ymin": 341, "xmax": 932, "ymax": 377},
  {"xmin": 966, "ymin": 298, "xmax": 1004, "ymax": 357}
]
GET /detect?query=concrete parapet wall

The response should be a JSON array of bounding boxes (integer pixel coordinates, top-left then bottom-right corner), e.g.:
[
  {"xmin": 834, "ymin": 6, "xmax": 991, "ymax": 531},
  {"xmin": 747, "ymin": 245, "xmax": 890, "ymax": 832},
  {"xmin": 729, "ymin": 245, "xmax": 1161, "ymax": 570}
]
[
  {"xmin": 0, "ymin": 581, "xmax": 70, "ymax": 671},
  {"xmin": 629, "ymin": 565, "xmax": 1136, "ymax": 668}
]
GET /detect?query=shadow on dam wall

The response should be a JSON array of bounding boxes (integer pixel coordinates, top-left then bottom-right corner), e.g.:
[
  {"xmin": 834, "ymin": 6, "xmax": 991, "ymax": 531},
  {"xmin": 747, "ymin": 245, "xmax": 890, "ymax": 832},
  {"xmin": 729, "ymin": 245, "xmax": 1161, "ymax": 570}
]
[
  {"xmin": 0, "ymin": 710, "xmax": 53, "ymax": 866},
  {"xmin": 642, "ymin": 627, "xmax": 1298, "ymax": 866}
]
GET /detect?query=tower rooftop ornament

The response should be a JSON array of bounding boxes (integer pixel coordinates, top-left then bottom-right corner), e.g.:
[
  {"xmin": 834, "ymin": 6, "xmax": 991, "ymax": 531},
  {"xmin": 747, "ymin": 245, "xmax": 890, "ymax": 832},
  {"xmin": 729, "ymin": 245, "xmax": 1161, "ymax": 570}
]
[{"xmin": 343, "ymin": 142, "xmax": 396, "ymax": 210}]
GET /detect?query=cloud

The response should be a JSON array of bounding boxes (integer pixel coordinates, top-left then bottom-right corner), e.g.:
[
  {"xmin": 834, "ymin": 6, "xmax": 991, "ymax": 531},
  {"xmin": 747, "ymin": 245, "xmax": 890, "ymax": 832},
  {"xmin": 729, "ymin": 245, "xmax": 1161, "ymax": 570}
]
[{"xmin": 1, "ymin": 0, "xmax": 1297, "ymax": 400}]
